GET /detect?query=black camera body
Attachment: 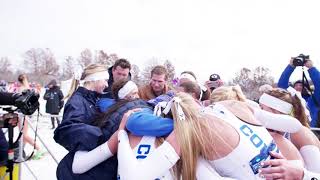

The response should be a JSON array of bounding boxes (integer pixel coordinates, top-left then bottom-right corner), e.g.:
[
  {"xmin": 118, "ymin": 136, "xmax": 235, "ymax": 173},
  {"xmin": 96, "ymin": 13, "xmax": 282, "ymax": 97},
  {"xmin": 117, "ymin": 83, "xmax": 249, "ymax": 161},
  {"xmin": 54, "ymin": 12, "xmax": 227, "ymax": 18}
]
[
  {"xmin": 0, "ymin": 90, "xmax": 39, "ymax": 128},
  {"xmin": 293, "ymin": 54, "xmax": 309, "ymax": 66},
  {"xmin": 14, "ymin": 90, "xmax": 40, "ymax": 115}
]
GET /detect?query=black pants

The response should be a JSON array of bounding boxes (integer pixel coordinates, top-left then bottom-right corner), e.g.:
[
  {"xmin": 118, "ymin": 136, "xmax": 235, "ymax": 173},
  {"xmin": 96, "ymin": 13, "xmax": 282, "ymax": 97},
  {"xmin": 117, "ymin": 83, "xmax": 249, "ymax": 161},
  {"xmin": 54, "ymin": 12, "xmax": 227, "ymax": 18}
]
[{"xmin": 51, "ymin": 116, "xmax": 60, "ymax": 129}]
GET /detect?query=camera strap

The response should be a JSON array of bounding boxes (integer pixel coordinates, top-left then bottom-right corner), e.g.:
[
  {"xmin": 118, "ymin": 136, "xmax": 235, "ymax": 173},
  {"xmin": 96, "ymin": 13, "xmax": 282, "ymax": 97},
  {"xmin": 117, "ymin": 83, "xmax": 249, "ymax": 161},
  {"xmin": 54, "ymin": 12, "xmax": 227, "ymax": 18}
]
[
  {"xmin": 12, "ymin": 115, "xmax": 26, "ymax": 148},
  {"xmin": 302, "ymin": 69, "xmax": 320, "ymax": 127},
  {"xmin": 302, "ymin": 70, "xmax": 320, "ymax": 108},
  {"xmin": 14, "ymin": 108, "xmax": 40, "ymax": 163}
]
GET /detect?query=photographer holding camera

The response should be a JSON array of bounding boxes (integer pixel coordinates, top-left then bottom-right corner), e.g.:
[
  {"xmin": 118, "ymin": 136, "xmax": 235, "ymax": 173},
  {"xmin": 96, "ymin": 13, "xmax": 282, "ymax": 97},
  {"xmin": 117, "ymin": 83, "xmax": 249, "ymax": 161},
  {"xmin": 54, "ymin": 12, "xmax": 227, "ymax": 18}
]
[
  {"xmin": 278, "ymin": 54, "xmax": 320, "ymax": 127},
  {"xmin": 205, "ymin": 73, "xmax": 224, "ymax": 93}
]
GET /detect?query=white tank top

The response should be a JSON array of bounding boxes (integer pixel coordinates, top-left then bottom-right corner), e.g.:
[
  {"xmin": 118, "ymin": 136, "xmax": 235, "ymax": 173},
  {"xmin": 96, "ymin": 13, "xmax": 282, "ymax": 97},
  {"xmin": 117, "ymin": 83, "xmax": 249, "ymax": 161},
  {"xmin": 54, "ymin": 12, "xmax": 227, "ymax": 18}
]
[
  {"xmin": 204, "ymin": 104, "xmax": 279, "ymax": 180},
  {"xmin": 132, "ymin": 136, "xmax": 174, "ymax": 180}
]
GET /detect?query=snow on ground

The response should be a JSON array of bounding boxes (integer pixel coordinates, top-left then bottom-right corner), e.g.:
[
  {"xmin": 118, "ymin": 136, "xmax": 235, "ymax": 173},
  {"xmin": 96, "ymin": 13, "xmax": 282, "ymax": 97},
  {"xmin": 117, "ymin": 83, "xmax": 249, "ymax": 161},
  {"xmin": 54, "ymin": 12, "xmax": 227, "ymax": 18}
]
[
  {"xmin": 16, "ymin": 115, "xmax": 67, "ymax": 180},
  {"xmin": 21, "ymin": 88, "xmax": 67, "ymax": 180}
]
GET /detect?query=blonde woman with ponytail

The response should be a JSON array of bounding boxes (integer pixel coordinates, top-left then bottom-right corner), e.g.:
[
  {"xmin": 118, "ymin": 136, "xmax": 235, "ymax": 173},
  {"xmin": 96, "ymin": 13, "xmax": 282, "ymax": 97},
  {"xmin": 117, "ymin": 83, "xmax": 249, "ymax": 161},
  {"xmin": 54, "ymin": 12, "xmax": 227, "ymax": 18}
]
[
  {"xmin": 259, "ymin": 88, "xmax": 320, "ymax": 173},
  {"xmin": 17, "ymin": 74, "xmax": 44, "ymax": 159},
  {"xmin": 53, "ymin": 64, "xmax": 118, "ymax": 179}
]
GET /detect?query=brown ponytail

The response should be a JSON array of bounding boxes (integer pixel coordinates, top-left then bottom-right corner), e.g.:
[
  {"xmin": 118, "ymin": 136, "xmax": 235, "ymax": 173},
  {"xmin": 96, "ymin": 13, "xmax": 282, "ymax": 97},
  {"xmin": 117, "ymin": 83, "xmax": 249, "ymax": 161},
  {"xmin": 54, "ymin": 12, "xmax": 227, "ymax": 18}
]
[{"xmin": 291, "ymin": 95, "xmax": 310, "ymax": 128}]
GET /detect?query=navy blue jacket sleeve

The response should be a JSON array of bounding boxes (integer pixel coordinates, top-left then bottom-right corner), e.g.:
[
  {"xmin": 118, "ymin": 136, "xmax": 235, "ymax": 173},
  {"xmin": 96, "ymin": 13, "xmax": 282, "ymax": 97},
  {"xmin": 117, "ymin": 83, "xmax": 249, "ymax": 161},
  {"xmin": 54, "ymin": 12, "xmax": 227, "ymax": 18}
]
[
  {"xmin": 278, "ymin": 65, "xmax": 295, "ymax": 89},
  {"xmin": 126, "ymin": 108, "xmax": 174, "ymax": 137},
  {"xmin": 54, "ymin": 100, "xmax": 104, "ymax": 152},
  {"xmin": 308, "ymin": 67, "xmax": 320, "ymax": 101},
  {"xmin": 308, "ymin": 67, "xmax": 320, "ymax": 127}
]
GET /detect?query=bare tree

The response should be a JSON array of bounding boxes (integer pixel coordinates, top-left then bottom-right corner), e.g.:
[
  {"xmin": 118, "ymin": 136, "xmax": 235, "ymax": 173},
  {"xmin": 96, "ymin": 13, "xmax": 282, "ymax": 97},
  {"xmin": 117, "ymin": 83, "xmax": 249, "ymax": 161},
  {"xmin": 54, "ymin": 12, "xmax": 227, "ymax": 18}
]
[
  {"xmin": 106, "ymin": 53, "xmax": 118, "ymax": 67},
  {"xmin": 95, "ymin": 50, "xmax": 109, "ymax": 65},
  {"xmin": 94, "ymin": 50, "xmax": 119, "ymax": 68},
  {"xmin": 0, "ymin": 57, "xmax": 15, "ymax": 81},
  {"xmin": 41, "ymin": 48, "xmax": 59, "ymax": 76},
  {"xmin": 24, "ymin": 48, "xmax": 41, "ymax": 74},
  {"xmin": 231, "ymin": 66, "xmax": 274, "ymax": 100},
  {"xmin": 163, "ymin": 60, "xmax": 176, "ymax": 84},
  {"xmin": 61, "ymin": 56, "xmax": 75, "ymax": 80},
  {"xmin": 131, "ymin": 64, "xmax": 142, "ymax": 86},
  {"xmin": 78, "ymin": 48, "xmax": 93, "ymax": 68},
  {"xmin": 23, "ymin": 48, "xmax": 59, "ymax": 84}
]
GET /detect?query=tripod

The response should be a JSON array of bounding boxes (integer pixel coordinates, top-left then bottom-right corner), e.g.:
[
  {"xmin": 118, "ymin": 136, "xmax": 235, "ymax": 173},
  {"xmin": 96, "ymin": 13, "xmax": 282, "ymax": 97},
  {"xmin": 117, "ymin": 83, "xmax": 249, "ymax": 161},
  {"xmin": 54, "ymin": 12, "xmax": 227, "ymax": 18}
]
[
  {"xmin": 6, "ymin": 124, "xmax": 14, "ymax": 180},
  {"xmin": 1, "ymin": 108, "xmax": 18, "ymax": 180}
]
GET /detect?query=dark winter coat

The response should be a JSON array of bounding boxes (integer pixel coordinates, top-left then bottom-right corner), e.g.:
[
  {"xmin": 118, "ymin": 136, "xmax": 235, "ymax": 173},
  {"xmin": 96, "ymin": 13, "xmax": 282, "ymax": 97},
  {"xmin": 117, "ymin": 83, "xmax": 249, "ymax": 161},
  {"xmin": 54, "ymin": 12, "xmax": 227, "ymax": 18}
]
[
  {"xmin": 43, "ymin": 86, "xmax": 64, "ymax": 114},
  {"xmin": 54, "ymin": 87, "xmax": 109, "ymax": 180},
  {"xmin": 54, "ymin": 88, "xmax": 151, "ymax": 180}
]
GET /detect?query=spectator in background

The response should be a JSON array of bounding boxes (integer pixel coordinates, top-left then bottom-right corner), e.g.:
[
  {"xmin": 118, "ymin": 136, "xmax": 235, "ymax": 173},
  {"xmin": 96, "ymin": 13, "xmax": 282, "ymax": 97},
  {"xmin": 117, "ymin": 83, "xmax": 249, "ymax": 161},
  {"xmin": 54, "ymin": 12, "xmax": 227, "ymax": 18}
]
[
  {"xmin": 44, "ymin": 79, "xmax": 64, "ymax": 129},
  {"xmin": 278, "ymin": 58, "xmax": 320, "ymax": 127},
  {"xmin": 104, "ymin": 59, "xmax": 131, "ymax": 98},
  {"xmin": 205, "ymin": 73, "xmax": 224, "ymax": 93},
  {"xmin": 138, "ymin": 65, "xmax": 170, "ymax": 100},
  {"xmin": 0, "ymin": 80, "xmax": 7, "ymax": 92}
]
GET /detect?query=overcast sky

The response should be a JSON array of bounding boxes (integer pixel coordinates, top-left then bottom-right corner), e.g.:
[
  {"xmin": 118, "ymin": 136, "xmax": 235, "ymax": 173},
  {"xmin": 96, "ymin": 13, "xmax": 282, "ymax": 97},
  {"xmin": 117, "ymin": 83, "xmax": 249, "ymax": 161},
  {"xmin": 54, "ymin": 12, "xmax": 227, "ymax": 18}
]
[{"xmin": 1, "ymin": 0, "xmax": 320, "ymax": 82}]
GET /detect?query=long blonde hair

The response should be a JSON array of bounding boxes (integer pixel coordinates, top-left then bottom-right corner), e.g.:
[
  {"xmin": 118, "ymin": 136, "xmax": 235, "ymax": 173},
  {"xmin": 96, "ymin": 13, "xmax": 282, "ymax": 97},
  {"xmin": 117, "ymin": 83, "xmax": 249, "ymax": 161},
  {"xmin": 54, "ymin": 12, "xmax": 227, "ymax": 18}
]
[
  {"xmin": 170, "ymin": 92, "xmax": 210, "ymax": 180},
  {"xmin": 65, "ymin": 64, "xmax": 107, "ymax": 99},
  {"xmin": 210, "ymin": 85, "xmax": 246, "ymax": 103},
  {"xmin": 17, "ymin": 74, "xmax": 30, "ymax": 91}
]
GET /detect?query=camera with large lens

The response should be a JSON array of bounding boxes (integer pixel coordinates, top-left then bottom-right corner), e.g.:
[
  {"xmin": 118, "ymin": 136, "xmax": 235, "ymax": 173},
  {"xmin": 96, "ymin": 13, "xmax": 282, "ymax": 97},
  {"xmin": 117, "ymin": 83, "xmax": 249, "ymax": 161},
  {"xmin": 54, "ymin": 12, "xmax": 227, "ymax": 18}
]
[
  {"xmin": 0, "ymin": 90, "xmax": 39, "ymax": 128},
  {"xmin": 293, "ymin": 54, "xmax": 309, "ymax": 66},
  {"xmin": 14, "ymin": 89, "xmax": 40, "ymax": 115}
]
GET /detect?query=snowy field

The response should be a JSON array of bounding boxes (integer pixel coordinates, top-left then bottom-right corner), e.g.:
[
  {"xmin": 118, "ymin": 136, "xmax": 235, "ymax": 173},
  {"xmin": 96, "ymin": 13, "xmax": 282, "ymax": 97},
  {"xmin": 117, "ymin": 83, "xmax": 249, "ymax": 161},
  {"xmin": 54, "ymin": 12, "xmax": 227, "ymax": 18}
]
[
  {"xmin": 19, "ymin": 116, "xmax": 67, "ymax": 180},
  {"xmin": 22, "ymin": 88, "xmax": 67, "ymax": 180}
]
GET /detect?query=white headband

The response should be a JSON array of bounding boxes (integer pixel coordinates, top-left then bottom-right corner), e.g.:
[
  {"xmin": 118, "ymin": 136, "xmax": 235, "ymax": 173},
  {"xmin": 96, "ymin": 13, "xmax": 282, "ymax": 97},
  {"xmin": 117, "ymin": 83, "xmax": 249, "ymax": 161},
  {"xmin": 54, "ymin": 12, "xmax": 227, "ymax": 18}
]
[
  {"xmin": 118, "ymin": 81, "xmax": 138, "ymax": 99},
  {"xmin": 180, "ymin": 73, "xmax": 196, "ymax": 82},
  {"xmin": 82, "ymin": 71, "xmax": 109, "ymax": 82},
  {"xmin": 259, "ymin": 93, "xmax": 293, "ymax": 114}
]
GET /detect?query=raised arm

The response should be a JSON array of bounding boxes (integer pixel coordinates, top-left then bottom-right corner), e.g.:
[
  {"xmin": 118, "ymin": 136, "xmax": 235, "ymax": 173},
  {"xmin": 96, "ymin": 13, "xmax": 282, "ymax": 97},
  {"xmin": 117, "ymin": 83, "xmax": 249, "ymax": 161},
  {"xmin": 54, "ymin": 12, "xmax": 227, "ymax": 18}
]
[
  {"xmin": 306, "ymin": 60, "xmax": 320, "ymax": 101},
  {"xmin": 278, "ymin": 59, "xmax": 296, "ymax": 89}
]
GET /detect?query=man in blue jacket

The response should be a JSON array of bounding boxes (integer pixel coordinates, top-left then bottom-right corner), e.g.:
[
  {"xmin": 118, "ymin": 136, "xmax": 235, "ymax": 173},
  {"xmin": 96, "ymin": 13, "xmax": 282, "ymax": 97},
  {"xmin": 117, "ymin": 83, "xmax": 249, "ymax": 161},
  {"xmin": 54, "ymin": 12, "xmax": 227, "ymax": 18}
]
[{"xmin": 278, "ymin": 58, "xmax": 320, "ymax": 127}]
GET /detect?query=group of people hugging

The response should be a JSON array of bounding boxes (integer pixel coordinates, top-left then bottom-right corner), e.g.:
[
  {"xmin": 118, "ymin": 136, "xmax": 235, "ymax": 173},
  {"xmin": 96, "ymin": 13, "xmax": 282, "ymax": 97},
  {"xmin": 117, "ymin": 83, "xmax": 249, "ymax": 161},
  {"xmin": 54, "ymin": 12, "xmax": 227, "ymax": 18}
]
[{"xmin": 53, "ymin": 57, "xmax": 320, "ymax": 180}]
